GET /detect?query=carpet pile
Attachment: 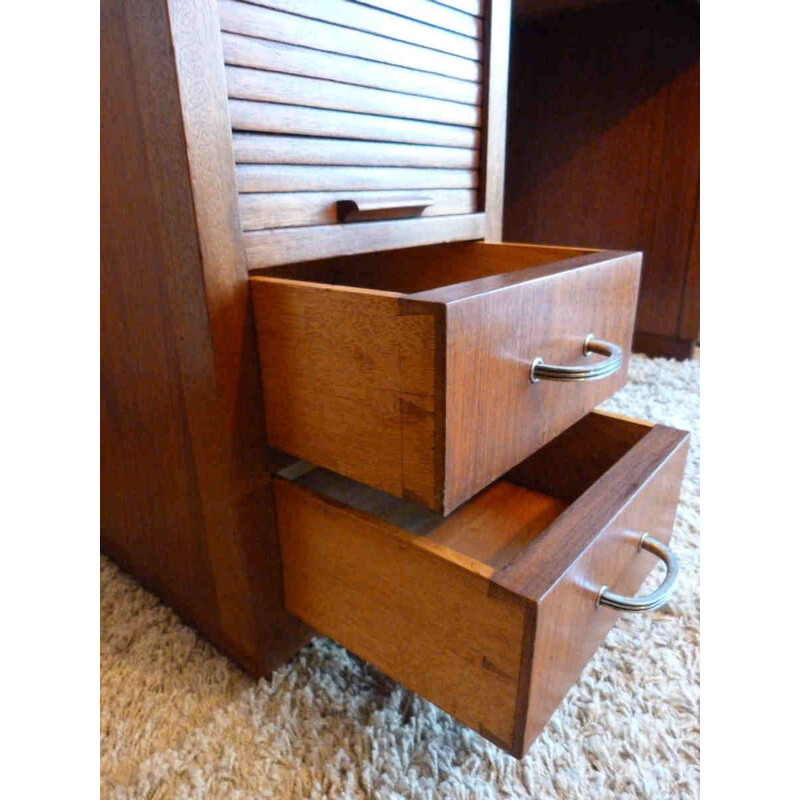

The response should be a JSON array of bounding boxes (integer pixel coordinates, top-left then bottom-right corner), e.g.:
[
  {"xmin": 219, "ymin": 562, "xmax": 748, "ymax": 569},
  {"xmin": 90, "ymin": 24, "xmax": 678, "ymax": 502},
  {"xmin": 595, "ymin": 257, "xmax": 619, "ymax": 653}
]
[{"xmin": 101, "ymin": 354, "xmax": 700, "ymax": 799}]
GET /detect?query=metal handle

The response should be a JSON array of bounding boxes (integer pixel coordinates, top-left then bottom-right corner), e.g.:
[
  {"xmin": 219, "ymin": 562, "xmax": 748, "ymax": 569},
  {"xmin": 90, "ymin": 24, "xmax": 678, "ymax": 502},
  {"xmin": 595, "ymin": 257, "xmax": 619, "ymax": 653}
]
[
  {"xmin": 596, "ymin": 534, "xmax": 679, "ymax": 613},
  {"xmin": 530, "ymin": 334, "xmax": 623, "ymax": 383}
]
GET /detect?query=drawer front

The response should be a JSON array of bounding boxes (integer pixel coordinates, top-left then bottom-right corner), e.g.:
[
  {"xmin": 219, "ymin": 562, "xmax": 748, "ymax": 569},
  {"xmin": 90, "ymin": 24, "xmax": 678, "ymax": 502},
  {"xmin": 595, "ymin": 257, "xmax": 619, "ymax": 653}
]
[
  {"xmin": 435, "ymin": 248, "xmax": 642, "ymax": 512},
  {"xmin": 216, "ymin": 0, "xmax": 501, "ymax": 267},
  {"xmin": 273, "ymin": 412, "xmax": 689, "ymax": 756},
  {"xmin": 251, "ymin": 243, "xmax": 641, "ymax": 514}
]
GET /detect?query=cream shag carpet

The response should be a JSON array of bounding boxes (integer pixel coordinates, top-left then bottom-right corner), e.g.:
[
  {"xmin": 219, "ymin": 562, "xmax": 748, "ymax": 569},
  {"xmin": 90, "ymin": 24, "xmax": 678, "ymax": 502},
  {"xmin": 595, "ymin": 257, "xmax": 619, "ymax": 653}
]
[{"xmin": 101, "ymin": 354, "xmax": 700, "ymax": 800}]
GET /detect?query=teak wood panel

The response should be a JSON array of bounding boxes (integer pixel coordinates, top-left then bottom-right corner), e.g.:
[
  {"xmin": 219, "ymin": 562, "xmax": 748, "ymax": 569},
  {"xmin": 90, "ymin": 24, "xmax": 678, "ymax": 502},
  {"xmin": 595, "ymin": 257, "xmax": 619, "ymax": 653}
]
[
  {"xmin": 275, "ymin": 478, "xmax": 527, "ymax": 750},
  {"xmin": 228, "ymin": 100, "xmax": 481, "ymax": 148},
  {"xmin": 495, "ymin": 420, "xmax": 689, "ymax": 752},
  {"xmin": 239, "ymin": 189, "xmax": 477, "ymax": 230},
  {"xmin": 355, "ymin": 0, "xmax": 483, "ymax": 38},
  {"xmin": 504, "ymin": 0, "xmax": 699, "ymax": 353},
  {"xmin": 250, "ymin": 244, "xmax": 641, "ymax": 513},
  {"xmin": 238, "ymin": 0, "xmax": 482, "ymax": 61},
  {"xmin": 274, "ymin": 413, "xmax": 689, "ymax": 756},
  {"xmin": 222, "ymin": 33, "xmax": 482, "ymax": 105},
  {"xmin": 244, "ymin": 213, "xmax": 486, "ymax": 268},
  {"xmin": 218, "ymin": 1, "xmax": 481, "ymax": 82},
  {"xmin": 232, "ymin": 134, "xmax": 479, "ymax": 168},
  {"xmin": 225, "ymin": 66, "xmax": 481, "ymax": 127},
  {"xmin": 236, "ymin": 165, "xmax": 478, "ymax": 193},
  {"xmin": 250, "ymin": 280, "xmax": 442, "ymax": 505},
  {"xmin": 438, "ymin": 250, "xmax": 641, "ymax": 511},
  {"xmin": 101, "ymin": 0, "xmax": 310, "ymax": 678}
]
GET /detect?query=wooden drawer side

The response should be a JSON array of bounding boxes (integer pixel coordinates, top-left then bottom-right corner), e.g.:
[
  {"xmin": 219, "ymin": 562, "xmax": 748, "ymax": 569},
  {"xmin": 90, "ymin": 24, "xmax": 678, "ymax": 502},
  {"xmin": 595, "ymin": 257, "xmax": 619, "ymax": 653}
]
[
  {"xmin": 274, "ymin": 478, "xmax": 528, "ymax": 750},
  {"xmin": 250, "ymin": 277, "xmax": 444, "ymax": 507}
]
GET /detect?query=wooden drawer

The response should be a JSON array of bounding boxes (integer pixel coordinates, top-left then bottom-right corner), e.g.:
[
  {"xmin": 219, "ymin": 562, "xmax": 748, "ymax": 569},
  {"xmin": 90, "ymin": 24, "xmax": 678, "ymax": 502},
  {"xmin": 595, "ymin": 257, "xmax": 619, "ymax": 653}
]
[
  {"xmin": 274, "ymin": 411, "xmax": 688, "ymax": 756},
  {"xmin": 251, "ymin": 241, "xmax": 641, "ymax": 513}
]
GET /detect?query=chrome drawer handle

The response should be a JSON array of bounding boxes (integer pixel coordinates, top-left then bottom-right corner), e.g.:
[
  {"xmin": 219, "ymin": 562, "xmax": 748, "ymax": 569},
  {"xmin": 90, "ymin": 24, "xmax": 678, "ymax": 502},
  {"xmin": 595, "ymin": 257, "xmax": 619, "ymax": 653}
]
[
  {"xmin": 530, "ymin": 334, "xmax": 623, "ymax": 383},
  {"xmin": 596, "ymin": 534, "xmax": 679, "ymax": 613}
]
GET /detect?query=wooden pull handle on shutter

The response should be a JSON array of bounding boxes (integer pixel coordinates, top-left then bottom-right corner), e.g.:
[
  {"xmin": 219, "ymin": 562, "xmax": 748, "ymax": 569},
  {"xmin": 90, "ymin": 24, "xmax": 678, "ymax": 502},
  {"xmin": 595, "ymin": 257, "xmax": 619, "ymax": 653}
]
[{"xmin": 337, "ymin": 195, "xmax": 434, "ymax": 223}]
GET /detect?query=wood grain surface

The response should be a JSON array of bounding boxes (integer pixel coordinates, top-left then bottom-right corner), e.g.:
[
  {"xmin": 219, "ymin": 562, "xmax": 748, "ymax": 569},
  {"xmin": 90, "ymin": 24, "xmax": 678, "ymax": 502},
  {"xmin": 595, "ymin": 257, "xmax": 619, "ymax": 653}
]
[
  {"xmin": 239, "ymin": 189, "xmax": 477, "ymax": 230},
  {"xmin": 101, "ymin": 0, "xmax": 310, "ymax": 679},
  {"xmin": 273, "ymin": 413, "xmax": 689, "ymax": 756},
  {"xmin": 244, "ymin": 214, "xmax": 486, "ymax": 269},
  {"xmin": 218, "ymin": 1, "xmax": 481, "ymax": 81},
  {"xmin": 237, "ymin": 0, "xmax": 482, "ymax": 60},
  {"xmin": 228, "ymin": 100, "xmax": 481, "ymax": 148},
  {"xmin": 232, "ymin": 134, "xmax": 480, "ymax": 168},
  {"xmin": 225, "ymin": 66, "xmax": 481, "ymax": 127},
  {"xmin": 504, "ymin": 0, "xmax": 699, "ymax": 354},
  {"xmin": 274, "ymin": 477, "xmax": 528, "ymax": 751},
  {"xmin": 222, "ymin": 32, "xmax": 482, "ymax": 104},
  {"xmin": 251, "ymin": 244, "xmax": 640, "ymax": 513},
  {"xmin": 495, "ymin": 419, "xmax": 689, "ymax": 753}
]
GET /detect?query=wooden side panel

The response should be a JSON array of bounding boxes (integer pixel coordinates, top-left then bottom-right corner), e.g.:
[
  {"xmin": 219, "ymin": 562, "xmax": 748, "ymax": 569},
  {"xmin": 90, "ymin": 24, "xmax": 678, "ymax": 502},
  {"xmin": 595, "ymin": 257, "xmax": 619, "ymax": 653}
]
[
  {"xmin": 679, "ymin": 182, "xmax": 700, "ymax": 341},
  {"xmin": 100, "ymin": 0, "xmax": 310, "ymax": 677},
  {"xmin": 494, "ymin": 426, "xmax": 689, "ymax": 754},
  {"xmin": 249, "ymin": 278, "xmax": 441, "ymax": 507},
  {"xmin": 274, "ymin": 478, "xmax": 527, "ymax": 750},
  {"xmin": 442, "ymin": 252, "xmax": 641, "ymax": 513},
  {"xmin": 504, "ymin": 1, "xmax": 699, "ymax": 350},
  {"xmin": 506, "ymin": 409, "xmax": 652, "ymax": 502},
  {"xmin": 482, "ymin": 0, "xmax": 510, "ymax": 241}
]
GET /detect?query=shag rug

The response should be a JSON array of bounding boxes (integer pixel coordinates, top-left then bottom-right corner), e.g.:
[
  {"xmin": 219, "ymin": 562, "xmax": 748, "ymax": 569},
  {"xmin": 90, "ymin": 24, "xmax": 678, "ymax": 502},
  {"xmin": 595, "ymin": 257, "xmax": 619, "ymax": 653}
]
[{"xmin": 101, "ymin": 354, "xmax": 700, "ymax": 799}]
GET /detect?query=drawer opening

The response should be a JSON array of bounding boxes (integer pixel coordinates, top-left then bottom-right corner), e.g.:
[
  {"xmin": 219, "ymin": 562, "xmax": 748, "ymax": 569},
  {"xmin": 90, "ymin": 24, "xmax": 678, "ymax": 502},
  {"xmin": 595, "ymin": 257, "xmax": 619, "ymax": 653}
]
[
  {"xmin": 276, "ymin": 410, "xmax": 653, "ymax": 574},
  {"xmin": 259, "ymin": 240, "xmax": 596, "ymax": 296}
]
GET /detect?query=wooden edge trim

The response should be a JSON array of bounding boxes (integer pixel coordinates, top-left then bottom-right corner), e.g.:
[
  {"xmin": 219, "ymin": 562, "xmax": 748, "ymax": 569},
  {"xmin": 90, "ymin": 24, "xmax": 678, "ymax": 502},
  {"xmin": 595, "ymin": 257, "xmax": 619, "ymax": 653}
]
[
  {"xmin": 396, "ymin": 298, "xmax": 448, "ymax": 513},
  {"xmin": 249, "ymin": 273, "xmax": 404, "ymax": 298},
  {"xmin": 509, "ymin": 603, "xmax": 537, "ymax": 758},
  {"xmin": 492, "ymin": 424, "xmax": 690, "ymax": 600},
  {"xmin": 590, "ymin": 408, "xmax": 656, "ymax": 429},
  {"xmin": 481, "ymin": 0, "xmax": 511, "ymax": 242},
  {"xmin": 406, "ymin": 250, "xmax": 642, "ymax": 304}
]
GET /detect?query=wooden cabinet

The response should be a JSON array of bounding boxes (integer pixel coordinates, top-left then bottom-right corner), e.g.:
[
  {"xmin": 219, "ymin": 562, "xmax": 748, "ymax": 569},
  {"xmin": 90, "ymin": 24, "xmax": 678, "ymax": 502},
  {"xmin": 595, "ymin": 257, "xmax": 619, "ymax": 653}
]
[
  {"xmin": 504, "ymin": 0, "xmax": 700, "ymax": 358},
  {"xmin": 101, "ymin": 0, "xmax": 687, "ymax": 758}
]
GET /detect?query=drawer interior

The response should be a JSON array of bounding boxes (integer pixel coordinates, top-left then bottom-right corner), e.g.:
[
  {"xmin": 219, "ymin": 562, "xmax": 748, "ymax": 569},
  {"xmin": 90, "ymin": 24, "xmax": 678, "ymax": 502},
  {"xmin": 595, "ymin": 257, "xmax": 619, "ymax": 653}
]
[
  {"xmin": 279, "ymin": 409, "xmax": 651, "ymax": 573},
  {"xmin": 274, "ymin": 410, "xmax": 686, "ymax": 755},
  {"xmin": 263, "ymin": 241, "xmax": 596, "ymax": 295}
]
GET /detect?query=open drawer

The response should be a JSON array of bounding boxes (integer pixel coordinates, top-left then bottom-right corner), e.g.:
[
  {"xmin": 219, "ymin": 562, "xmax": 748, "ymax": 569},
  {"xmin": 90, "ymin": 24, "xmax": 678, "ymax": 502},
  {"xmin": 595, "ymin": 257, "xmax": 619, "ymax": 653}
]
[
  {"xmin": 273, "ymin": 410, "xmax": 688, "ymax": 757},
  {"xmin": 251, "ymin": 241, "xmax": 642, "ymax": 514}
]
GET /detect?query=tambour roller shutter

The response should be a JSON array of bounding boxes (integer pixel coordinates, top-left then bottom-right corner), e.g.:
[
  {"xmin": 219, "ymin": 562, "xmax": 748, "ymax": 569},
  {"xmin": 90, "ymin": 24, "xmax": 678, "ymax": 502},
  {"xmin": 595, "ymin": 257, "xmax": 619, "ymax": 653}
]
[{"xmin": 217, "ymin": 0, "xmax": 488, "ymax": 267}]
